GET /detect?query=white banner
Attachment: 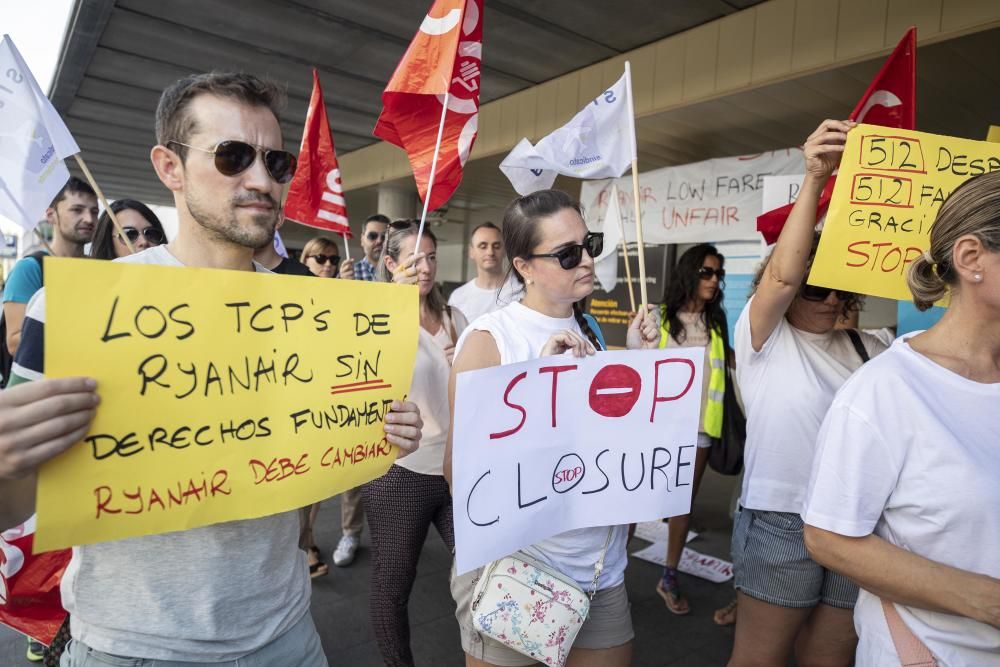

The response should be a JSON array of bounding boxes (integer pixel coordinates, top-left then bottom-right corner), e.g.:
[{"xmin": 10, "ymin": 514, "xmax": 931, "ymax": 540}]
[
  {"xmin": 631, "ymin": 542, "xmax": 734, "ymax": 583},
  {"xmin": 760, "ymin": 174, "xmax": 804, "ymax": 213},
  {"xmin": 452, "ymin": 349, "xmax": 703, "ymax": 575},
  {"xmin": 580, "ymin": 149, "xmax": 804, "ymax": 244},
  {"xmin": 0, "ymin": 35, "xmax": 79, "ymax": 230}
]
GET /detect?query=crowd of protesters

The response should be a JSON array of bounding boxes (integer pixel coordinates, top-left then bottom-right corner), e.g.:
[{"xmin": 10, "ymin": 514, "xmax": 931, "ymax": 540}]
[{"xmin": 0, "ymin": 70, "xmax": 997, "ymax": 667}]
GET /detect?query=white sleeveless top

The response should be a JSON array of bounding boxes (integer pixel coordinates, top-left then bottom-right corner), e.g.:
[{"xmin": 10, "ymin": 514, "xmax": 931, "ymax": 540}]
[{"xmin": 455, "ymin": 301, "xmax": 629, "ymax": 590}]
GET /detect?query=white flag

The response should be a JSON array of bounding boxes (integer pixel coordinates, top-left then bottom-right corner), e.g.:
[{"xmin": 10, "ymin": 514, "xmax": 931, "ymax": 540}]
[
  {"xmin": 594, "ymin": 184, "xmax": 623, "ymax": 292},
  {"xmin": 0, "ymin": 35, "xmax": 80, "ymax": 230},
  {"xmin": 500, "ymin": 71, "xmax": 632, "ymax": 195}
]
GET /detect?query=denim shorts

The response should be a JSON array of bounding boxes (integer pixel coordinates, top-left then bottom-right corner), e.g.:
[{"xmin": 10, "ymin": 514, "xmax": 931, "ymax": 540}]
[{"xmin": 731, "ymin": 507, "xmax": 858, "ymax": 609}]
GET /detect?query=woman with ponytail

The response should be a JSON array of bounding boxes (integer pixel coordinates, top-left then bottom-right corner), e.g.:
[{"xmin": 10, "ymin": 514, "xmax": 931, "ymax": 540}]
[
  {"xmin": 363, "ymin": 220, "xmax": 468, "ymax": 667},
  {"xmin": 445, "ymin": 189, "xmax": 659, "ymax": 667},
  {"xmin": 654, "ymin": 243, "xmax": 729, "ymax": 616},
  {"xmin": 803, "ymin": 171, "xmax": 1000, "ymax": 665}
]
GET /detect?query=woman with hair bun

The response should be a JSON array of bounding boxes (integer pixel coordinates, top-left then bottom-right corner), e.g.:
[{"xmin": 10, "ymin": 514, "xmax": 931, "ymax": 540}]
[{"xmin": 803, "ymin": 170, "xmax": 1000, "ymax": 665}]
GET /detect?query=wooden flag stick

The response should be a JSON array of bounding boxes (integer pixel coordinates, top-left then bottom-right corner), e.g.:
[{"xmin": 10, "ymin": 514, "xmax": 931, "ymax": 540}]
[
  {"xmin": 343, "ymin": 233, "xmax": 350, "ymax": 261},
  {"xmin": 413, "ymin": 89, "xmax": 450, "ymax": 255},
  {"xmin": 615, "ymin": 195, "xmax": 636, "ymax": 312},
  {"xmin": 73, "ymin": 154, "xmax": 135, "ymax": 254},
  {"xmin": 623, "ymin": 61, "xmax": 648, "ymax": 308},
  {"xmin": 34, "ymin": 227, "xmax": 53, "ymax": 254}
]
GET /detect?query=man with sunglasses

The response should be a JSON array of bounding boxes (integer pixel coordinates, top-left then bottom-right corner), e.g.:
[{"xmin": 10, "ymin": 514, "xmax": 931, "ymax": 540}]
[
  {"xmin": 353, "ymin": 214, "xmax": 389, "ymax": 282},
  {"xmin": 1, "ymin": 72, "xmax": 424, "ymax": 667}
]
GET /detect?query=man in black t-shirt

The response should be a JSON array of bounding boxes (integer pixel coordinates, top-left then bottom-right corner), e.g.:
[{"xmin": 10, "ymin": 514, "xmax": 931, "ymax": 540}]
[{"xmin": 253, "ymin": 219, "xmax": 313, "ymax": 275}]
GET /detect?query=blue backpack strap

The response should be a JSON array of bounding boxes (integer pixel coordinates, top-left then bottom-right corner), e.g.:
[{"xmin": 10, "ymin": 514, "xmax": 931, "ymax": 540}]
[{"xmin": 582, "ymin": 313, "xmax": 607, "ymax": 351}]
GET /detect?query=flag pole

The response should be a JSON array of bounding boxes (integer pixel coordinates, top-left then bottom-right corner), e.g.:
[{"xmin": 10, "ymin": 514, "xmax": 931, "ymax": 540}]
[
  {"xmin": 614, "ymin": 190, "xmax": 636, "ymax": 312},
  {"xmin": 414, "ymin": 89, "xmax": 450, "ymax": 254},
  {"xmin": 623, "ymin": 61, "xmax": 647, "ymax": 309},
  {"xmin": 342, "ymin": 233, "xmax": 350, "ymax": 261},
  {"xmin": 73, "ymin": 154, "xmax": 135, "ymax": 254}
]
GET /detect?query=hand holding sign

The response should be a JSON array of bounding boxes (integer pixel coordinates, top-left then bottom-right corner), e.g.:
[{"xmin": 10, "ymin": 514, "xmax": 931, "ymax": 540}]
[
  {"xmin": 541, "ymin": 330, "xmax": 596, "ymax": 358},
  {"xmin": 804, "ymin": 119, "xmax": 855, "ymax": 180}
]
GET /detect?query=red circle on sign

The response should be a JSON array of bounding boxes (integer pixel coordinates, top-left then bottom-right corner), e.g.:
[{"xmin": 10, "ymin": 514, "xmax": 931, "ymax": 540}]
[{"xmin": 588, "ymin": 364, "xmax": 642, "ymax": 417}]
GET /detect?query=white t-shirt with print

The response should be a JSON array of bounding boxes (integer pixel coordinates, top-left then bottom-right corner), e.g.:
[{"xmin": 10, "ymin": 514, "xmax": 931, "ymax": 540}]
[
  {"xmin": 447, "ymin": 275, "xmax": 522, "ymax": 324},
  {"xmin": 734, "ymin": 297, "xmax": 887, "ymax": 513},
  {"xmin": 454, "ymin": 301, "xmax": 628, "ymax": 590},
  {"xmin": 804, "ymin": 336, "xmax": 1000, "ymax": 666}
]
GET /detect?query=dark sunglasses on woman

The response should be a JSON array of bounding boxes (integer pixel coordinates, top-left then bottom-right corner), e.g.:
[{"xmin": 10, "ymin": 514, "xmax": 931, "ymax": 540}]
[
  {"xmin": 168, "ymin": 140, "xmax": 297, "ymax": 184},
  {"xmin": 307, "ymin": 254, "xmax": 340, "ymax": 265},
  {"xmin": 698, "ymin": 266, "xmax": 725, "ymax": 281},
  {"xmin": 800, "ymin": 284, "xmax": 853, "ymax": 301},
  {"xmin": 527, "ymin": 232, "xmax": 604, "ymax": 270},
  {"xmin": 118, "ymin": 227, "xmax": 165, "ymax": 245}
]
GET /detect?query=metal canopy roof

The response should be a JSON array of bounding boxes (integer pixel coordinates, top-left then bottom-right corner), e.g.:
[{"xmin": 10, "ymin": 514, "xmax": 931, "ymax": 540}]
[{"xmin": 49, "ymin": 0, "xmax": 765, "ymax": 206}]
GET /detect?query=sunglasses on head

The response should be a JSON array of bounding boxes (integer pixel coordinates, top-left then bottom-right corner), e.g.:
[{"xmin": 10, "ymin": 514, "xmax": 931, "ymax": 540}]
[
  {"xmin": 698, "ymin": 266, "xmax": 725, "ymax": 281},
  {"xmin": 527, "ymin": 232, "xmax": 604, "ymax": 270},
  {"xmin": 118, "ymin": 227, "xmax": 165, "ymax": 245},
  {"xmin": 308, "ymin": 254, "xmax": 340, "ymax": 265},
  {"xmin": 169, "ymin": 140, "xmax": 297, "ymax": 184},
  {"xmin": 800, "ymin": 284, "xmax": 853, "ymax": 302}
]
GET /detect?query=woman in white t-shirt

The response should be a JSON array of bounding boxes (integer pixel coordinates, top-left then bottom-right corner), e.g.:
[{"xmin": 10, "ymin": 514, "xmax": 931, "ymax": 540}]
[
  {"xmin": 728, "ymin": 120, "xmax": 889, "ymax": 667},
  {"xmin": 445, "ymin": 190, "xmax": 659, "ymax": 667},
  {"xmin": 804, "ymin": 171, "xmax": 1000, "ymax": 666},
  {"xmin": 362, "ymin": 221, "xmax": 468, "ymax": 667}
]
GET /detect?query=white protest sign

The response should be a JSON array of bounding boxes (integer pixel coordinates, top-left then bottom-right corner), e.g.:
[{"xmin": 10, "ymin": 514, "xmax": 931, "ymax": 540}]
[
  {"xmin": 631, "ymin": 542, "xmax": 733, "ymax": 583},
  {"xmin": 580, "ymin": 149, "xmax": 803, "ymax": 244},
  {"xmin": 760, "ymin": 174, "xmax": 804, "ymax": 213},
  {"xmin": 452, "ymin": 348, "xmax": 703, "ymax": 575}
]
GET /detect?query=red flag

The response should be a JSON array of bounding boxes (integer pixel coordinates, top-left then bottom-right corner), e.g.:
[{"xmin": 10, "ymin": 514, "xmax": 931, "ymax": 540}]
[
  {"xmin": 283, "ymin": 69, "xmax": 351, "ymax": 238},
  {"xmin": 757, "ymin": 27, "xmax": 916, "ymax": 244},
  {"xmin": 0, "ymin": 519, "xmax": 70, "ymax": 644},
  {"xmin": 373, "ymin": 0, "xmax": 482, "ymax": 211}
]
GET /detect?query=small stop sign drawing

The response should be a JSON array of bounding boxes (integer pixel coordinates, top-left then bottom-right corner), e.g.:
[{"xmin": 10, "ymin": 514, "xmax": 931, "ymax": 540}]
[{"xmin": 588, "ymin": 364, "xmax": 642, "ymax": 418}]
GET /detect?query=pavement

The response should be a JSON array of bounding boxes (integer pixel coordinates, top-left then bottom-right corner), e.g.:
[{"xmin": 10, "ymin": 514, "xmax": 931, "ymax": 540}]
[{"xmin": 1, "ymin": 470, "xmax": 740, "ymax": 666}]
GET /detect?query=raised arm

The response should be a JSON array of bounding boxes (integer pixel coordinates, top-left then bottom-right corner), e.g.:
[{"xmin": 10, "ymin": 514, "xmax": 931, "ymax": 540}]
[
  {"xmin": 444, "ymin": 330, "xmax": 500, "ymax": 488},
  {"xmin": 749, "ymin": 119, "xmax": 854, "ymax": 351},
  {"xmin": 805, "ymin": 525, "xmax": 1000, "ymax": 629}
]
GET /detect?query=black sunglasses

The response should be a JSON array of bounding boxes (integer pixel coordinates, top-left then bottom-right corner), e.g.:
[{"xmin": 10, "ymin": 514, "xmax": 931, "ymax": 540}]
[
  {"xmin": 366, "ymin": 230, "xmax": 388, "ymax": 241},
  {"xmin": 118, "ymin": 227, "xmax": 165, "ymax": 245},
  {"xmin": 527, "ymin": 232, "xmax": 604, "ymax": 270},
  {"xmin": 307, "ymin": 254, "xmax": 340, "ymax": 265},
  {"xmin": 169, "ymin": 140, "xmax": 297, "ymax": 184},
  {"xmin": 698, "ymin": 266, "xmax": 725, "ymax": 281},
  {"xmin": 801, "ymin": 284, "xmax": 853, "ymax": 302}
]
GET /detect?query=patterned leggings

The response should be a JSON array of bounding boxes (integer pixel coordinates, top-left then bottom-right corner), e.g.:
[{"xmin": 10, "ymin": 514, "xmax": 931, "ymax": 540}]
[{"xmin": 363, "ymin": 464, "xmax": 455, "ymax": 667}]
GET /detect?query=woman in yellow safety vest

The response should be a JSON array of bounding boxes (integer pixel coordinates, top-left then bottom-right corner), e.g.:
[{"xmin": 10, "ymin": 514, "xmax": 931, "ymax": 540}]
[{"xmin": 655, "ymin": 243, "xmax": 729, "ymax": 616}]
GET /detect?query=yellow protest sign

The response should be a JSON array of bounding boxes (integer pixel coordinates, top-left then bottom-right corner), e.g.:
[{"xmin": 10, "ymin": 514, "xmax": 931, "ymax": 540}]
[
  {"xmin": 812, "ymin": 124, "xmax": 1000, "ymax": 301},
  {"xmin": 36, "ymin": 258, "xmax": 417, "ymax": 552},
  {"xmin": 988, "ymin": 126, "xmax": 1000, "ymax": 143}
]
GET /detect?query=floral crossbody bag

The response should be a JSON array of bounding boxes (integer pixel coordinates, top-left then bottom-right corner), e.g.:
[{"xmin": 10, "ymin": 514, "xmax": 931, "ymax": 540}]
[{"xmin": 469, "ymin": 528, "xmax": 615, "ymax": 667}]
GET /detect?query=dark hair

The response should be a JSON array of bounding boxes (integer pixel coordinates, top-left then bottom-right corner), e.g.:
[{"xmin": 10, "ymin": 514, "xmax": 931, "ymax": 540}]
[
  {"xmin": 155, "ymin": 72, "xmax": 286, "ymax": 162},
  {"xmin": 501, "ymin": 189, "xmax": 601, "ymax": 351},
  {"xmin": 470, "ymin": 222, "xmax": 501, "ymax": 243},
  {"xmin": 908, "ymin": 171, "xmax": 1000, "ymax": 310},
  {"xmin": 660, "ymin": 244, "xmax": 727, "ymax": 345},
  {"xmin": 50, "ymin": 176, "xmax": 95, "ymax": 208},
  {"xmin": 89, "ymin": 199, "xmax": 165, "ymax": 260},
  {"xmin": 376, "ymin": 220, "xmax": 449, "ymax": 321},
  {"xmin": 750, "ymin": 232, "xmax": 864, "ymax": 320},
  {"xmin": 364, "ymin": 214, "xmax": 391, "ymax": 232}
]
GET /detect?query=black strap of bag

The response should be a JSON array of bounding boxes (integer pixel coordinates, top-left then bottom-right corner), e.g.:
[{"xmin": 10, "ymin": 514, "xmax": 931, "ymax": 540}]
[
  {"xmin": 707, "ymin": 340, "xmax": 747, "ymax": 476},
  {"xmin": 845, "ymin": 328, "xmax": 870, "ymax": 364}
]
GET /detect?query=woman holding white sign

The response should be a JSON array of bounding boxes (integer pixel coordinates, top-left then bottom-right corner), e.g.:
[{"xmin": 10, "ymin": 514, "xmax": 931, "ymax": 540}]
[
  {"xmin": 803, "ymin": 171, "xmax": 1000, "ymax": 666},
  {"xmin": 363, "ymin": 220, "xmax": 468, "ymax": 667},
  {"xmin": 728, "ymin": 120, "xmax": 889, "ymax": 667},
  {"xmin": 445, "ymin": 189, "xmax": 659, "ymax": 667}
]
